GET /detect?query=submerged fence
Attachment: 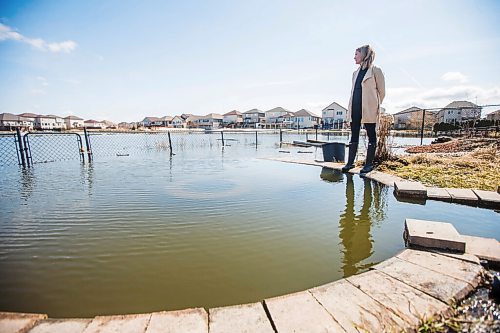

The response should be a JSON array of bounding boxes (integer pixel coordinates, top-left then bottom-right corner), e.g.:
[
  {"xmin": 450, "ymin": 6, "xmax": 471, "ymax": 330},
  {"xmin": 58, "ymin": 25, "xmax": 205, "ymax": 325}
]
[{"xmin": 1, "ymin": 129, "xmax": 343, "ymax": 167}]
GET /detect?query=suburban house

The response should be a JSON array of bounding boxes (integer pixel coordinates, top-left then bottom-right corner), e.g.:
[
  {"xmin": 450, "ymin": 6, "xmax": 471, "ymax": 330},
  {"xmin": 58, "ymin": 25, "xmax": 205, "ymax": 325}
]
[
  {"xmin": 102, "ymin": 120, "xmax": 117, "ymax": 129},
  {"xmin": 277, "ymin": 112, "xmax": 296, "ymax": 129},
  {"xmin": 437, "ymin": 101, "xmax": 482, "ymax": 124},
  {"xmin": 265, "ymin": 107, "xmax": 290, "ymax": 128},
  {"xmin": 184, "ymin": 115, "xmax": 201, "ymax": 128},
  {"xmin": 292, "ymin": 109, "xmax": 321, "ymax": 129},
  {"xmin": 322, "ymin": 102, "xmax": 347, "ymax": 129},
  {"xmin": 118, "ymin": 122, "xmax": 136, "ymax": 129},
  {"xmin": 486, "ymin": 109, "xmax": 500, "ymax": 121},
  {"xmin": 84, "ymin": 120, "xmax": 106, "ymax": 129},
  {"xmin": 34, "ymin": 115, "xmax": 65, "ymax": 130},
  {"xmin": 64, "ymin": 115, "xmax": 84, "ymax": 129},
  {"xmin": 171, "ymin": 116, "xmax": 186, "ymax": 128},
  {"xmin": 142, "ymin": 116, "xmax": 172, "ymax": 128},
  {"xmin": 393, "ymin": 107, "xmax": 438, "ymax": 130},
  {"xmin": 196, "ymin": 113, "xmax": 223, "ymax": 130},
  {"xmin": 0, "ymin": 113, "xmax": 34, "ymax": 131},
  {"xmin": 223, "ymin": 110, "xmax": 243, "ymax": 127},
  {"xmin": 18, "ymin": 113, "xmax": 38, "ymax": 130},
  {"xmin": 242, "ymin": 109, "xmax": 265, "ymax": 128}
]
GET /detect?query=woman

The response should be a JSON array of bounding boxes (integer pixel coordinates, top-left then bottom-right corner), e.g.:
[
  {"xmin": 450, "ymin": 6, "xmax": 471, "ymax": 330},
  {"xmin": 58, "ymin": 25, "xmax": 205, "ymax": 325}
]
[{"xmin": 342, "ymin": 44, "xmax": 385, "ymax": 175}]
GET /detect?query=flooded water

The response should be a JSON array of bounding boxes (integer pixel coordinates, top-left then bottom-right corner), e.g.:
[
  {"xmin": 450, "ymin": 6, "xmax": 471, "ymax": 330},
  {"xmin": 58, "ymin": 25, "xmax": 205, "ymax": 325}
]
[{"xmin": 0, "ymin": 133, "xmax": 498, "ymax": 318}]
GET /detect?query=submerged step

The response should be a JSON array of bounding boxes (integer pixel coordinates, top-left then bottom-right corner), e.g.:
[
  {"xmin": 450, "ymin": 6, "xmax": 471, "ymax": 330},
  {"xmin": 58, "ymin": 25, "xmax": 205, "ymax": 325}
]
[
  {"xmin": 404, "ymin": 218, "xmax": 466, "ymax": 252},
  {"xmin": 394, "ymin": 181, "xmax": 427, "ymax": 198}
]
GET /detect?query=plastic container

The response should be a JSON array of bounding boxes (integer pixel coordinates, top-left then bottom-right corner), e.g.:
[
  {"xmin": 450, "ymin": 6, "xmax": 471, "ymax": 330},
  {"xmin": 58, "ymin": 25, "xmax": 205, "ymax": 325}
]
[{"xmin": 322, "ymin": 142, "xmax": 345, "ymax": 162}]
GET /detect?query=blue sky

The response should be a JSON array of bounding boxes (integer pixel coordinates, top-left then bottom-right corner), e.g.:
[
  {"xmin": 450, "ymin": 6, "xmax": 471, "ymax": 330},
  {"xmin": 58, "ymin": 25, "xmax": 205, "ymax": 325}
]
[{"xmin": 1, "ymin": 0, "xmax": 499, "ymax": 123}]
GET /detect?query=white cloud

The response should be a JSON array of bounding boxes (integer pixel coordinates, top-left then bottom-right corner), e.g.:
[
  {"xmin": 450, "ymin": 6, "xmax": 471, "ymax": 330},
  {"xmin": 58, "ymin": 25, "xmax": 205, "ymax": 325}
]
[
  {"xmin": 37, "ymin": 76, "xmax": 48, "ymax": 86},
  {"xmin": 384, "ymin": 84, "xmax": 500, "ymax": 113},
  {"xmin": 0, "ymin": 23, "xmax": 77, "ymax": 53},
  {"xmin": 441, "ymin": 71, "xmax": 468, "ymax": 83}
]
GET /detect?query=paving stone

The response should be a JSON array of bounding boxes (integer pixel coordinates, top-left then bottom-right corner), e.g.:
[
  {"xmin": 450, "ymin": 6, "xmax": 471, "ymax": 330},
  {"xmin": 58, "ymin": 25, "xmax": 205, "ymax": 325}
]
[
  {"xmin": 426, "ymin": 187, "xmax": 452, "ymax": 202},
  {"xmin": 445, "ymin": 188, "xmax": 479, "ymax": 205},
  {"xmin": 394, "ymin": 181, "xmax": 427, "ymax": 198},
  {"xmin": 347, "ymin": 167, "xmax": 362, "ymax": 175},
  {"xmin": 347, "ymin": 270, "xmax": 449, "ymax": 326},
  {"xmin": 309, "ymin": 279, "xmax": 406, "ymax": 333},
  {"xmin": 28, "ymin": 319, "xmax": 91, "ymax": 333},
  {"xmin": 374, "ymin": 257, "xmax": 475, "ymax": 304},
  {"xmin": 209, "ymin": 302, "xmax": 273, "ymax": 333},
  {"xmin": 404, "ymin": 219, "xmax": 465, "ymax": 252},
  {"xmin": 321, "ymin": 162, "xmax": 344, "ymax": 170},
  {"xmin": 366, "ymin": 171, "xmax": 403, "ymax": 187},
  {"xmin": 397, "ymin": 249, "xmax": 483, "ymax": 286},
  {"xmin": 264, "ymin": 290, "xmax": 345, "ymax": 332},
  {"xmin": 0, "ymin": 312, "xmax": 47, "ymax": 333},
  {"xmin": 146, "ymin": 308, "xmax": 207, "ymax": 333},
  {"xmin": 430, "ymin": 250, "xmax": 481, "ymax": 265},
  {"xmin": 472, "ymin": 189, "xmax": 500, "ymax": 209},
  {"xmin": 83, "ymin": 314, "xmax": 151, "ymax": 333},
  {"xmin": 462, "ymin": 235, "xmax": 500, "ymax": 266}
]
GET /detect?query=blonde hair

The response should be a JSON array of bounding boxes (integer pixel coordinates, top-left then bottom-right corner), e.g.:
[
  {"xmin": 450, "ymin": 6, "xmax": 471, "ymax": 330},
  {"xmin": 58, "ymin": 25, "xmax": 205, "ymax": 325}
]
[{"xmin": 356, "ymin": 45, "xmax": 375, "ymax": 70}]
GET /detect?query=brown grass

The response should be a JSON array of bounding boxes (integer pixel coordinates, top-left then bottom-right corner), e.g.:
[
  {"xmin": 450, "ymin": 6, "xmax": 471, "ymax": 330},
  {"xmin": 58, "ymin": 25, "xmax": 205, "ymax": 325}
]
[{"xmin": 378, "ymin": 144, "xmax": 500, "ymax": 191}]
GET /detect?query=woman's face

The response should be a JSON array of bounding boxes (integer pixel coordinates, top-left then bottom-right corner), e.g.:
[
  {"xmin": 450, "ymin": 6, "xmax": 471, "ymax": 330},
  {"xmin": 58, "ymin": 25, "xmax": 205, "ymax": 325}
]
[{"xmin": 354, "ymin": 50, "xmax": 363, "ymax": 65}]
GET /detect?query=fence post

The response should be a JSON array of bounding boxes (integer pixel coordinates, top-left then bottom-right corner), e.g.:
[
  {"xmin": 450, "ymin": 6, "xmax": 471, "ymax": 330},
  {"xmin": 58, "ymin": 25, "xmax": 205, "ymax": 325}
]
[
  {"xmin": 83, "ymin": 127, "xmax": 93, "ymax": 161},
  {"xmin": 280, "ymin": 129, "xmax": 283, "ymax": 143},
  {"xmin": 420, "ymin": 109, "xmax": 426, "ymax": 145},
  {"xmin": 221, "ymin": 131, "xmax": 224, "ymax": 147},
  {"xmin": 255, "ymin": 131, "xmax": 258, "ymax": 147},
  {"xmin": 168, "ymin": 131, "xmax": 173, "ymax": 156},
  {"xmin": 15, "ymin": 128, "xmax": 26, "ymax": 168},
  {"xmin": 315, "ymin": 127, "xmax": 318, "ymax": 141}
]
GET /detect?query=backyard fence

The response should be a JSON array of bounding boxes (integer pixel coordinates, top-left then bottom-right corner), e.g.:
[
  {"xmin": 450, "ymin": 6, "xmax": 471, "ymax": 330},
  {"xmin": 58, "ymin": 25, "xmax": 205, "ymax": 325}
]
[{"xmin": 1, "ymin": 129, "xmax": 347, "ymax": 167}]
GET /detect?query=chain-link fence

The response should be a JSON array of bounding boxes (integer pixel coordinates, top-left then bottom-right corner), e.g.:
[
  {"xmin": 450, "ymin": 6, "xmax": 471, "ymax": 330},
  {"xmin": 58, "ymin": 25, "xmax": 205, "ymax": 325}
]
[
  {"xmin": 0, "ymin": 133, "xmax": 19, "ymax": 166},
  {"xmin": 23, "ymin": 133, "xmax": 84, "ymax": 165}
]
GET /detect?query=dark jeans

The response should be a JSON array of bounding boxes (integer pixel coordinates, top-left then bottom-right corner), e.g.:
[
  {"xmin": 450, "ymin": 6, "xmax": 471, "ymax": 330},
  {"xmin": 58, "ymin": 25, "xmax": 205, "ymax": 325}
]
[{"xmin": 350, "ymin": 121, "xmax": 376, "ymax": 145}]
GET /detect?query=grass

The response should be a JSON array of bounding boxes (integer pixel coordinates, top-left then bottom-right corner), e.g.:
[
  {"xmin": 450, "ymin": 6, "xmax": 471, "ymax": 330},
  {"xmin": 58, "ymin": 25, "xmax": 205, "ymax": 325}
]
[{"xmin": 377, "ymin": 146, "xmax": 500, "ymax": 191}]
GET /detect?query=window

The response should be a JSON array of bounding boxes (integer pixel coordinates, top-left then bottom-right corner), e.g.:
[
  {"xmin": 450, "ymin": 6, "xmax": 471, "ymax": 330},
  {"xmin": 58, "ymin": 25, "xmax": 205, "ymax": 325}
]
[{"xmin": 336, "ymin": 111, "xmax": 343, "ymax": 115}]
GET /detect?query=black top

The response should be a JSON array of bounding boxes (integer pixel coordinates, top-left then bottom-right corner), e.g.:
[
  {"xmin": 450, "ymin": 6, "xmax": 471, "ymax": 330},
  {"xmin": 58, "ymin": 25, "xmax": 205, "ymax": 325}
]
[
  {"xmin": 354, "ymin": 67, "xmax": 368, "ymax": 91},
  {"xmin": 351, "ymin": 67, "xmax": 368, "ymax": 123}
]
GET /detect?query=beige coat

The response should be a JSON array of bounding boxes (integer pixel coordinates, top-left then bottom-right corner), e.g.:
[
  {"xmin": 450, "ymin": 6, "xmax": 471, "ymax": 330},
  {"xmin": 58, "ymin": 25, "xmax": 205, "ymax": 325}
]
[{"xmin": 347, "ymin": 65, "xmax": 385, "ymax": 124}]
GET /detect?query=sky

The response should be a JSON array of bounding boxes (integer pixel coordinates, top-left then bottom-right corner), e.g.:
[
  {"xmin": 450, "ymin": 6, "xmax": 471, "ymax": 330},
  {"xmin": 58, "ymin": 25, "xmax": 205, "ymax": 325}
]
[{"xmin": 1, "ymin": 0, "xmax": 499, "ymax": 123}]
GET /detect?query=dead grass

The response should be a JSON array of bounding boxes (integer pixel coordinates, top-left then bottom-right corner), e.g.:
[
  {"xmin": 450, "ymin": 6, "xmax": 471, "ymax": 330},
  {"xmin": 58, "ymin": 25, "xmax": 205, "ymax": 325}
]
[{"xmin": 378, "ymin": 144, "xmax": 500, "ymax": 191}]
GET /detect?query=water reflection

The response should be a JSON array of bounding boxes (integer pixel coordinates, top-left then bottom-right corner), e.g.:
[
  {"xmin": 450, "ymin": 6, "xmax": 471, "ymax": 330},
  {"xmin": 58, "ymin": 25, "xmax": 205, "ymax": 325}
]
[
  {"xmin": 338, "ymin": 174, "xmax": 379, "ymax": 277},
  {"xmin": 19, "ymin": 167, "xmax": 36, "ymax": 202},
  {"xmin": 79, "ymin": 162, "xmax": 94, "ymax": 196},
  {"xmin": 319, "ymin": 167, "xmax": 344, "ymax": 183}
]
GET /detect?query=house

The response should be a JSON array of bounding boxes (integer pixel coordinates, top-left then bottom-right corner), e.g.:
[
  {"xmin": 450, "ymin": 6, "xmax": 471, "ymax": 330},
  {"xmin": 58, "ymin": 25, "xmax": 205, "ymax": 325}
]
[
  {"xmin": 437, "ymin": 101, "xmax": 481, "ymax": 124},
  {"xmin": 265, "ymin": 107, "xmax": 290, "ymax": 128},
  {"xmin": 118, "ymin": 122, "xmax": 136, "ymax": 129},
  {"xmin": 17, "ymin": 113, "xmax": 37, "ymax": 130},
  {"xmin": 486, "ymin": 109, "xmax": 500, "ymax": 122},
  {"xmin": 142, "ymin": 116, "xmax": 171, "ymax": 128},
  {"xmin": 242, "ymin": 109, "xmax": 265, "ymax": 128},
  {"xmin": 223, "ymin": 110, "xmax": 243, "ymax": 127},
  {"xmin": 0, "ymin": 113, "xmax": 34, "ymax": 131},
  {"xmin": 292, "ymin": 109, "xmax": 321, "ymax": 129},
  {"xmin": 322, "ymin": 102, "xmax": 347, "ymax": 129},
  {"xmin": 34, "ymin": 115, "xmax": 65, "ymax": 130},
  {"xmin": 278, "ymin": 112, "xmax": 296, "ymax": 129},
  {"xmin": 171, "ymin": 116, "xmax": 186, "ymax": 128},
  {"xmin": 64, "ymin": 115, "xmax": 84, "ymax": 129},
  {"xmin": 84, "ymin": 119, "xmax": 106, "ymax": 129},
  {"xmin": 196, "ymin": 113, "xmax": 223, "ymax": 130},
  {"xmin": 185, "ymin": 115, "xmax": 202, "ymax": 128},
  {"xmin": 393, "ymin": 107, "xmax": 438, "ymax": 130},
  {"xmin": 102, "ymin": 120, "xmax": 117, "ymax": 129}
]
